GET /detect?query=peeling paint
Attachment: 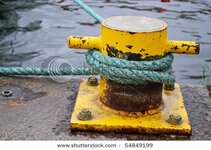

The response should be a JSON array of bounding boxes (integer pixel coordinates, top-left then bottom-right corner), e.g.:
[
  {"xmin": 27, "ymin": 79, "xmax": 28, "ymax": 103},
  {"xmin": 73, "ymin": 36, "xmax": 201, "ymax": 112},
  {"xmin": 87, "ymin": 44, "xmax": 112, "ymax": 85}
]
[
  {"xmin": 125, "ymin": 45, "xmax": 133, "ymax": 49},
  {"xmin": 82, "ymin": 40, "xmax": 86, "ymax": 44}
]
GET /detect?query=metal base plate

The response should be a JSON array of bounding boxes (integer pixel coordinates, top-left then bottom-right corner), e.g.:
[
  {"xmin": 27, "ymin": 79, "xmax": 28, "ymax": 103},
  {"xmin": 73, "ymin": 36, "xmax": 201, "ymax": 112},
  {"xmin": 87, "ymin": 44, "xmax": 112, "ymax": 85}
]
[{"xmin": 70, "ymin": 80, "xmax": 191, "ymax": 135}]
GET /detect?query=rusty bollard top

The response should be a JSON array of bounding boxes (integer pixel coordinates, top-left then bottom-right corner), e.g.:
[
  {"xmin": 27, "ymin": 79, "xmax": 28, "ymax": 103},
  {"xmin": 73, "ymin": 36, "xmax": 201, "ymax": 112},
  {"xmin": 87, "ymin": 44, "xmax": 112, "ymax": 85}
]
[{"xmin": 68, "ymin": 16, "xmax": 199, "ymax": 60}]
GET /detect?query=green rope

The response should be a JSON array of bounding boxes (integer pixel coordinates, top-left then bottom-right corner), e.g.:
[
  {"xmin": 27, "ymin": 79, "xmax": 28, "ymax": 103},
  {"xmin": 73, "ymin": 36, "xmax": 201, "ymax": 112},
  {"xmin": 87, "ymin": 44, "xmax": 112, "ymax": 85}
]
[
  {"xmin": 86, "ymin": 51, "xmax": 175, "ymax": 84},
  {"xmin": 74, "ymin": 0, "xmax": 103, "ymax": 22},
  {"xmin": 0, "ymin": 51, "xmax": 175, "ymax": 85}
]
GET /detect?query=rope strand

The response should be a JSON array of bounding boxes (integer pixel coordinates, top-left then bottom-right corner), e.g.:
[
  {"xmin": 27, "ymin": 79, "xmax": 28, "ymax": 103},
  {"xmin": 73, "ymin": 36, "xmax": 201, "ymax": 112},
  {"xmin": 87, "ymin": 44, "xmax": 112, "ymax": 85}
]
[{"xmin": 0, "ymin": 51, "xmax": 175, "ymax": 85}]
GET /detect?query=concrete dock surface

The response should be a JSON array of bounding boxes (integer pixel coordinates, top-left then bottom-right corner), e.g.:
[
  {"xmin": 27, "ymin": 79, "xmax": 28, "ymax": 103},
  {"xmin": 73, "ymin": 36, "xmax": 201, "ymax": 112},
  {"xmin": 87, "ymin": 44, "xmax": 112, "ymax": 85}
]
[{"xmin": 0, "ymin": 76, "xmax": 210, "ymax": 140}]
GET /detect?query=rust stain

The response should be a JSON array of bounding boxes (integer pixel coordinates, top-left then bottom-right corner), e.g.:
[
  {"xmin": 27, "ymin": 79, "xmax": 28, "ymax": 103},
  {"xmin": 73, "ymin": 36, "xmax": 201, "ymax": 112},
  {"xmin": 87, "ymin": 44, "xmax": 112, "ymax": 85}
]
[
  {"xmin": 106, "ymin": 44, "xmax": 126, "ymax": 59},
  {"xmin": 171, "ymin": 45, "xmax": 179, "ymax": 51},
  {"xmin": 125, "ymin": 45, "xmax": 133, "ymax": 49},
  {"xmin": 96, "ymin": 98, "xmax": 163, "ymax": 118},
  {"xmin": 71, "ymin": 123, "xmax": 191, "ymax": 135},
  {"xmin": 181, "ymin": 43, "xmax": 191, "ymax": 51},
  {"xmin": 8, "ymin": 101, "xmax": 23, "ymax": 107},
  {"xmin": 105, "ymin": 44, "xmax": 164, "ymax": 60},
  {"xmin": 82, "ymin": 40, "xmax": 86, "ymax": 44},
  {"xmin": 181, "ymin": 42, "xmax": 200, "ymax": 54},
  {"xmin": 106, "ymin": 44, "xmax": 144, "ymax": 60},
  {"xmin": 140, "ymin": 48, "xmax": 146, "ymax": 52},
  {"xmin": 128, "ymin": 32, "xmax": 136, "ymax": 35},
  {"xmin": 72, "ymin": 36, "xmax": 84, "ymax": 40},
  {"xmin": 100, "ymin": 79, "xmax": 164, "ymax": 112}
]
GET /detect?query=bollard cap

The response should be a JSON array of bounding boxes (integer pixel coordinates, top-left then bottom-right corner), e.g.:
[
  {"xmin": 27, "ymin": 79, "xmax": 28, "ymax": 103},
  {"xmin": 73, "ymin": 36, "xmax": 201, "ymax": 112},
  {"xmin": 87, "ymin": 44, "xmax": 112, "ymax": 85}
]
[{"xmin": 102, "ymin": 16, "xmax": 167, "ymax": 33}]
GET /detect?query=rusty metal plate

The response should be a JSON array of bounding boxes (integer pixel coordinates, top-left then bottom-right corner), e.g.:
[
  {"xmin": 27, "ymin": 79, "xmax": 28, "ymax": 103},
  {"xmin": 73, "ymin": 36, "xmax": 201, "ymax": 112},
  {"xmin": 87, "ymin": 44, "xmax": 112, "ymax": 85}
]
[{"xmin": 70, "ymin": 80, "xmax": 191, "ymax": 135}]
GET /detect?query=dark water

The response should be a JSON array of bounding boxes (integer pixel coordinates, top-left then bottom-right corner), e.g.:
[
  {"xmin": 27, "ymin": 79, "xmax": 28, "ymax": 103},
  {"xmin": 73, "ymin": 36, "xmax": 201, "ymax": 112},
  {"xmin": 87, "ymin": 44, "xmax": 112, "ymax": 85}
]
[{"xmin": 0, "ymin": 0, "xmax": 211, "ymax": 84}]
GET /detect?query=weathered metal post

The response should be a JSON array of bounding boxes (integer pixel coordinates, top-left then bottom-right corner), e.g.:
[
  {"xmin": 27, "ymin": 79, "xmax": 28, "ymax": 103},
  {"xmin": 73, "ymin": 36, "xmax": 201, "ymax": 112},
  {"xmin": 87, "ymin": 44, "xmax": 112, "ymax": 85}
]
[{"xmin": 68, "ymin": 16, "xmax": 199, "ymax": 135}]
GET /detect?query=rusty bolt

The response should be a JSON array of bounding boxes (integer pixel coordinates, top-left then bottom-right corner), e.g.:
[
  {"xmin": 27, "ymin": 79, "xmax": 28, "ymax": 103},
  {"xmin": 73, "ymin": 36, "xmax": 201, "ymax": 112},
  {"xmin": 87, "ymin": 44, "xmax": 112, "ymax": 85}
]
[
  {"xmin": 1, "ymin": 90, "xmax": 13, "ymax": 97},
  {"xmin": 87, "ymin": 77, "xmax": 98, "ymax": 86},
  {"xmin": 167, "ymin": 114, "xmax": 182, "ymax": 125},
  {"xmin": 78, "ymin": 108, "xmax": 92, "ymax": 121},
  {"xmin": 164, "ymin": 84, "xmax": 175, "ymax": 91}
]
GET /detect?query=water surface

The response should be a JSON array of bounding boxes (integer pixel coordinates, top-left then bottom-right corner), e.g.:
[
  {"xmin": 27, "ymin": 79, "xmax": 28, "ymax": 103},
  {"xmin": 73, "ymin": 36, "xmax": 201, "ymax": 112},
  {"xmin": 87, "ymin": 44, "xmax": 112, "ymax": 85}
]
[{"xmin": 0, "ymin": 0, "xmax": 211, "ymax": 84}]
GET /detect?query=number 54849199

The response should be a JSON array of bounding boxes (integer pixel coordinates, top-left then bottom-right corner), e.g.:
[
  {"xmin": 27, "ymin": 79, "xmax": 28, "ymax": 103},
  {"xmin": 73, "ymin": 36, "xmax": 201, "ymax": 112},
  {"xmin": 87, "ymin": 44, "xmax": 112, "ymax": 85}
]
[{"xmin": 125, "ymin": 143, "xmax": 153, "ymax": 148}]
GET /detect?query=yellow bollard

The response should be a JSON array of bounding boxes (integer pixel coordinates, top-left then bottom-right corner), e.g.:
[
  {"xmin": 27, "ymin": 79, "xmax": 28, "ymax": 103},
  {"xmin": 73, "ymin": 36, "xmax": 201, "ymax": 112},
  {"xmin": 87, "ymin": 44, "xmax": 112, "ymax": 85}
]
[
  {"xmin": 68, "ymin": 16, "xmax": 199, "ymax": 60},
  {"xmin": 69, "ymin": 16, "xmax": 199, "ymax": 135}
]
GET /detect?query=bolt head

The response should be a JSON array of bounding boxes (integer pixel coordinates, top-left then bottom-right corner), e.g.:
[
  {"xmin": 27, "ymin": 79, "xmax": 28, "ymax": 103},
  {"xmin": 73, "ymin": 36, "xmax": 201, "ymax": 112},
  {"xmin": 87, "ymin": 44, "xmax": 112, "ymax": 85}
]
[
  {"xmin": 78, "ymin": 108, "xmax": 92, "ymax": 121},
  {"xmin": 164, "ymin": 84, "xmax": 175, "ymax": 91},
  {"xmin": 82, "ymin": 108, "xmax": 90, "ymax": 114},
  {"xmin": 87, "ymin": 77, "xmax": 98, "ymax": 86},
  {"xmin": 167, "ymin": 114, "xmax": 182, "ymax": 125},
  {"xmin": 1, "ymin": 90, "xmax": 13, "ymax": 97}
]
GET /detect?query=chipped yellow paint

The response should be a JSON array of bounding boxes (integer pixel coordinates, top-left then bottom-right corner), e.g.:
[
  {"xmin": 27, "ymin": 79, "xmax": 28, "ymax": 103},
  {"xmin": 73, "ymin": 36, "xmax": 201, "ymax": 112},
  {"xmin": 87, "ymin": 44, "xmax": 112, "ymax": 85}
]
[
  {"xmin": 68, "ymin": 16, "xmax": 199, "ymax": 60},
  {"xmin": 67, "ymin": 36, "xmax": 100, "ymax": 50},
  {"xmin": 70, "ymin": 80, "xmax": 191, "ymax": 135},
  {"xmin": 99, "ymin": 76, "xmax": 107, "ymax": 100}
]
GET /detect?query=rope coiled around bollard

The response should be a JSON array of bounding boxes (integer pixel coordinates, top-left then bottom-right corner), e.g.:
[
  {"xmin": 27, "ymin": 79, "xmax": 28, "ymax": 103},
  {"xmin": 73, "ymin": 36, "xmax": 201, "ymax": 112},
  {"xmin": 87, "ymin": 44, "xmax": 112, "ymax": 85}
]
[
  {"xmin": 86, "ymin": 51, "xmax": 175, "ymax": 84},
  {"xmin": 0, "ymin": 51, "xmax": 175, "ymax": 85}
]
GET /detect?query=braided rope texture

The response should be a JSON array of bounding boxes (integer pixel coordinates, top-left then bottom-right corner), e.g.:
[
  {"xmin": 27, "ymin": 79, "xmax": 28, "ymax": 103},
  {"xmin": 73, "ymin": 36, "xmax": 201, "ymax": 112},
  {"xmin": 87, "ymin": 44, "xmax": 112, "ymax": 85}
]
[
  {"xmin": 0, "ymin": 51, "xmax": 175, "ymax": 85},
  {"xmin": 86, "ymin": 51, "xmax": 175, "ymax": 84}
]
